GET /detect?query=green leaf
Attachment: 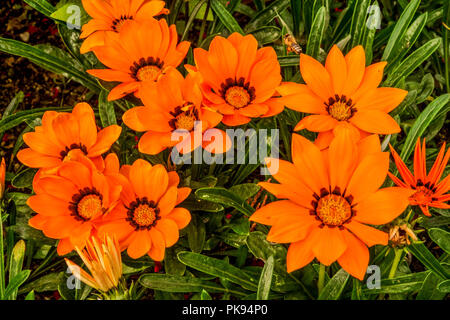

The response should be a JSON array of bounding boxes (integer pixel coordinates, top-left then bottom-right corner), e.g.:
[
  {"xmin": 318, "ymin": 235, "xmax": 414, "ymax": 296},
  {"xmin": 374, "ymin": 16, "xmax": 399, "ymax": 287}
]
[
  {"xmin": 7, "ymin": 240, "xmax": 26, "ymax": 300},
  {"xmin": 200, "ymin": 289, "xmax": 212, "ymax": 300},
  {"xmin": 24, "ymin": 0, "xmax": 55, "ymax": 17},
  {"xmin": 361, "ymin": 271, "xmax": 428, "ymax": 295},
  {"xmin": 251, "ymin": 26, "xmax": 282, "ymax": 45},
  {"xmin": 177, "ymin": 251, "xmax": 258, "ymax": 291},
  {"xmin": 278, "ymin": 55, "xmax": 300, "ymax": 67},
  {"xmin": 407, "ymin": 243, "xmax": 450, "ymax": 280},
  {"xmin": 416, "ymin": 272, "xmax": 447, "ymax": 300},
  {"xmin": 19, "ymin": 272, "xmax": 65, "ymax": 294},
  {"xmin": 318, "ymin": 268, "xmax": 350, "ymax": 300},
  {"xmin": 244, "ymin": 0, "xmax": 290, "ymax": 33},
  {"xmin": 256, "ymin": 255, "xmax": 274, "ymax": 300},
  {"xmin": 0, "ymin": 38, "xmax": 100, "ymax": 92},
  {"xmin": 382, "ymin": 0, "xmax": 421, "ymax": 62},
  {"xmin": 350, "ymin": 0, "xmax": 371, "ymax": 48},
  {"xmin": 229, "ymin": 184, "xmax": 260, "ymax": 201},
  {"xmin": 399, "ymin": 94, "xmax": 450, "ymax": 160},
  {"xmin": 428, "ymin": 228, "xmax": 450, "ymax": 255},
  {"xmin": 4, "ymin": 270, "xmax": 31, "ymax": 300},
  {"xmin": 210, "ymin": 0, "xmax": 243, "ymax": 34},
  {"xmin": 195, "ymin": 187, "xmax": 255, "ymax": 216},
  {"xmin": 186, "ymin": 214, "xmax": 206, "ymax": 253},
  {"xmin": 306, "ymin": 6, "xmax": 327, "ymax": 59},
  {"xmin": 165, "ymin": 247, "xmax": 186, "ymax": 276},
  {"xmin": 98, "ymin": 90, "xmax": 117, "ymax": 127},
  {"xmin": 139, "ymin": 273, "xmax": 247, "ymax": 296},
  {"xmin": 50, "ymin": 0, "xmax": 90, "ymax": 27},
  {"xmin": 437, "ymin": 279, "xmax": 450, "ymax": 293},
  {"xmin": 11, "ymin": 168, "xmax": 37, "ymax": 189},
  {"xmin": 385, "ymin": 38, "xmax": 442, "ymax": 86},
  {"xmin": 0, "ymin": 107, "xmax": 71, "ymax": 134},
  {"xmin": 24, "ymin": 290, "xmax": 35, "ymax": 300},
  {"xmin": 2, "ymin": 91, "xmax": 24, "ymax": 120}
]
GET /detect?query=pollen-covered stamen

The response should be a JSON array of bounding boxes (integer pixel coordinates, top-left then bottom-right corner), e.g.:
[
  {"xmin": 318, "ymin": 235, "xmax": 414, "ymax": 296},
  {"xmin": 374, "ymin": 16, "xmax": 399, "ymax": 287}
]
[
  {"xmin": 126, "ymin": 197, "xmax": 161, "ymax": 230},
  {"xmin": 168, "ymin": 103, "xmax": 199, "ymax": 131},
  {"xmin": 111, "ymin": 15, "xmax": 133, "ymax": 32},
  {"xmin": 130, "ymin": 57, "xmax": 164, "ymax": 82},
  {"xmin": 310, "ymin": 187, "xmax": 355, "ymax": 228},
  {"xmin": 60, "ymin": 143, "xmax": 88, "ymax": 160},
  {"xmin": 219, "ymin": 77, "xmax": 255, "ymax": 109},
  {"xmin": 69, "ymin": 187, "xmax": 104, "ymax": 221},
  {"xmin": 325, "ymin": 94, "xmax": 357, "ymax": 121}
]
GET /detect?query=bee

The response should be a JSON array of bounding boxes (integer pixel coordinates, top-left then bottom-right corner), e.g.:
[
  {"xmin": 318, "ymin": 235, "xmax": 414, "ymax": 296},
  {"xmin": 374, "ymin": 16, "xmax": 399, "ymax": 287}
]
[{"xmin": 283, "ymin": 34, "xmax": 302, "ymax": 55}]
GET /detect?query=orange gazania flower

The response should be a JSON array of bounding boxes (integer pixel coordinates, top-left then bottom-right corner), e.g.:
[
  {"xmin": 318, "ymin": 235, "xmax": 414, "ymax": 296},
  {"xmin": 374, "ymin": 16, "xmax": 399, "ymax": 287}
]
[
  {"xmin": 65, "ymin": 234, "xmax": 123, "ymax": 293},
  {"xmin": 98, "ymin": 159, "xmax": 191, "ymax": 261},
  {"xmin": 27, "ymin": 155, "xmax": 122, "ymax": 255},
  {"xmin": 388, "ymin": 138, "xmax": 450, "ymax": 216},
  {"xmin": 0, "ymin": 157, "xmax": 5, "ymax": 199},
  {"xmin": 80, "ymin": 0, "xmax": 168, "ymax": 54},
  {"xmin": 87, "ymin": 19, "xmax": 190, "ymax": 101},
  {"xmin": 17, "ymin": 103, "xmax": 121, "ymax": 170},
  {"xmin": 186, "ymin": 33, "xmax": 285, "ymax": 126},
  {"xmin": 123, "ymin": 69, "xmax": 231, "ymax": 155},
  {"xmin": 279, "ymin": 45, "xmax": 407, "ymax": 149},
  {"xmin": 250, "ymin": 131, "xmax": 413, "ymax": 280}
]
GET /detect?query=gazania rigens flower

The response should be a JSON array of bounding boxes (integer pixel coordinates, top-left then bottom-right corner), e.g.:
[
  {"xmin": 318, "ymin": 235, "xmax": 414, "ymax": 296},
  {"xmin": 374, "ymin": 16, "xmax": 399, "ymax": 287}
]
[
  {"xmin": 87, "ymin": 19, "xmax": 190, "ymax": 101},
  {"xmin": 98, "ymin": 159, "xmax": 191, "ymax": 261},
  {"xmin": 123, "ymin": 69, "xmax": 231, "ymax": 154},
  {"xmin": 27, "ymin": 155, "xmax": 122, "ymax": 255},
  {"xmin": 388, "ymin": 138, "xmax": 449, "ymax": 216},
  {"xmin": 250, "ymin": 130, "xmax": 413, "ymax": 280},
  {"xmin": 0, "ymin": 157, "xmax": 5, "ymax": 199},
  {"xmin": 17, "ymin": 102, "xmax": 121, "ymax": 170},
  {"xmin": 80, "ymin": 0, "xmax": 168, "ymax": 54},
  {"xmin": 278, "ymin": 45, "xmax": 407, "ymax": 149},
  {"xmin": 186, "ymin": 33, "xmax": 285, "ymax": 126},
  {"xmin": 65, "ymin": 234, "xmax": 123, "ymax": 294}
]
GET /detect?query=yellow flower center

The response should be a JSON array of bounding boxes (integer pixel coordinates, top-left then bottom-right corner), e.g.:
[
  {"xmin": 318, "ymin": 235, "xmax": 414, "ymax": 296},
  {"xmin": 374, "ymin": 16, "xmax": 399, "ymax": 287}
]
[
  {"xmin": 316, "ymin": 194, "xmax": 352, "ymax": 226},
  {"xmin": 325, "ymin": 95, "xmax": 356, "ymax": 121},
  {"xmin": 136, "ymin": 65, "xmax": 161, "ymax": 82},
  {"xmin": 126, "ymin": 197, "xmax": 161, "ymax": 230},
  {"xmin": 225, "ymin": 86, "xmax": 251, "ymax": 109},
  {"xmin": 132, "ymin": 204, "xmax": 157, "ymax": 227},
  {"xmin": 175, "ymin": 113, "xmax": 196, "ymax": 131},
  {"xmin": 77, "ymin": 194, "xmax": 103, "ymax": 220}
]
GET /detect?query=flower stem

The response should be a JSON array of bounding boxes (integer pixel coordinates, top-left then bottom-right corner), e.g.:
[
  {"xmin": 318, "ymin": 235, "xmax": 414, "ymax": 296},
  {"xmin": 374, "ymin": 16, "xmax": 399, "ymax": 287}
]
[
  {"xmin": 0, "ymin": 207, "xmax": 5, "ymax": 299},
  {"xmin": 388, "ymin": 248, "xmax": 403, "ymax": 279},
  {"xmin": 317, "ymin": 263, "xmax": 326, "ymax": 297}
]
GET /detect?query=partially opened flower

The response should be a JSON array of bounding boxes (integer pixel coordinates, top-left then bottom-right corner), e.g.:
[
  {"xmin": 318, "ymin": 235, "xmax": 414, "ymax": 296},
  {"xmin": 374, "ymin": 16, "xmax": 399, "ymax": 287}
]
[
  {"xmin": 0, "ymin": 158, "xmax": 5, "ymax": 199},
  {"xmin": 278, "ymin": 45, "xmax": 407, "ymax": 149},
  {"xmin": 80, "ymin": 0, "xmax": 168, "ymax": 53},
  {"xmin": 388, "ymin": 138, "xmax": 449, "ymax": 216},
  {"xmin": 27, "ymin": 155, "xmax": 122, "ymax": 255},
  {"xmin": 250, "ymin": 130, "xmax": 413, "ymax": 280},
  {"xmin": 65, "ymin": 234, "xmax": 123, "ymax": 294},
  {"xmin": 123, "ymin": 69, "xmax": 231, "ymax": 155},
  {"xmin": 87, "ymin": 19, "xmax": 190, "ymax": 101},
  {"xmin": 186, "ymin": 33, "xmax": 285, "ymax": 126},
  {"xmin": 98, "ymin": 159, "xmax": 191, "ymax": 261},
  {"xmin": 17, "ymin": 103, "xmax": 121, "ymax": 170}
]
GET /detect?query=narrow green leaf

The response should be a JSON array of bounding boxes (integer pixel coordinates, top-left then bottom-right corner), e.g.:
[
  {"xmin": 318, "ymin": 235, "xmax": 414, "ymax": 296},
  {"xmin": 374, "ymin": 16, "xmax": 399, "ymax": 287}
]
[
  {"xmin": 24, "ymin": 290, "xmax": 35, "ymax": 300},
  {"xmin": 7, "ymin": 240, "xmax": 26, "ymax": 300},
  {"xmin": 306, "ymin": 6, "xmax": 327, "ymax": 59},
  {"xmin": 437, "ymin": 279, "xmax": 450, "ymax": 293},
  {"xmin": 195, "ymin": 187, "xmax": 255, "ymax": 216},
  {"xmin": 428, "ymin": 228, "xmax": 450, "ymax": 255},
  {"xmin": 98, "ymin": 91, "xmax": 117, "ymax": 127},
  {"xmin": 385, "ymin": 38, "xmax": 442, "ymax": 86},
  {"xmin": 4, "ymin": 270, "xmax": 31, "ymax": 300},
  {"xmin": 177, "ymin": 251, "xmax": 258, "ymax": 291},
  {"xmin": 0, "ymin": 38, "xmax": 100, "ymax": 92},
  {"xmin": 24, "ymin": 0, "xmax": 55, "ymax": 17},
  {"xmin": 211, "ymin": 0, "xmax": 244, "ymax": 34},
  {"xmin": 318, "ymin": 268, "xmax": 350, "ymax": 300},
  {"xmin": 244, "ymin": 0, "xmax": 290, "ymax": 32},
  {"xmin": 416, "ymin": 272, "xmax": 447, "ymax": 300},
  {"xmin": 251, "ymin": 26, "xmax": 282, "ymax": 45},
  {"xmin": 200, "ymin": 289, "xmax": 212, "ymax": 300},
  {"xmin": 361, "ymin": 271, "xmax": 428, "ymax": 295},
  {"xmin": 350, "ymin": 0, "xmax": 371, "ymax": 47},
  {"xmin": 399, "ymin": 94, "xmax": 450, "ymax": 160},
  {"xmin": 256, "ymin": 255, "xmax": 274, "ymax": 300},
  {"xmin": 382, "ymin": 0, "xmax": 421, "ymax": 62},
  {"xmin": 407, "ymin": 243, "xmax": 450, "ymax": 280},
  {"xmin": 2, "ymin": 91, "xmax": 24, "ymax": 120},
  {"xmin": 277, "ymin": 55, "xmax": 299, "ymax": 67}
]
